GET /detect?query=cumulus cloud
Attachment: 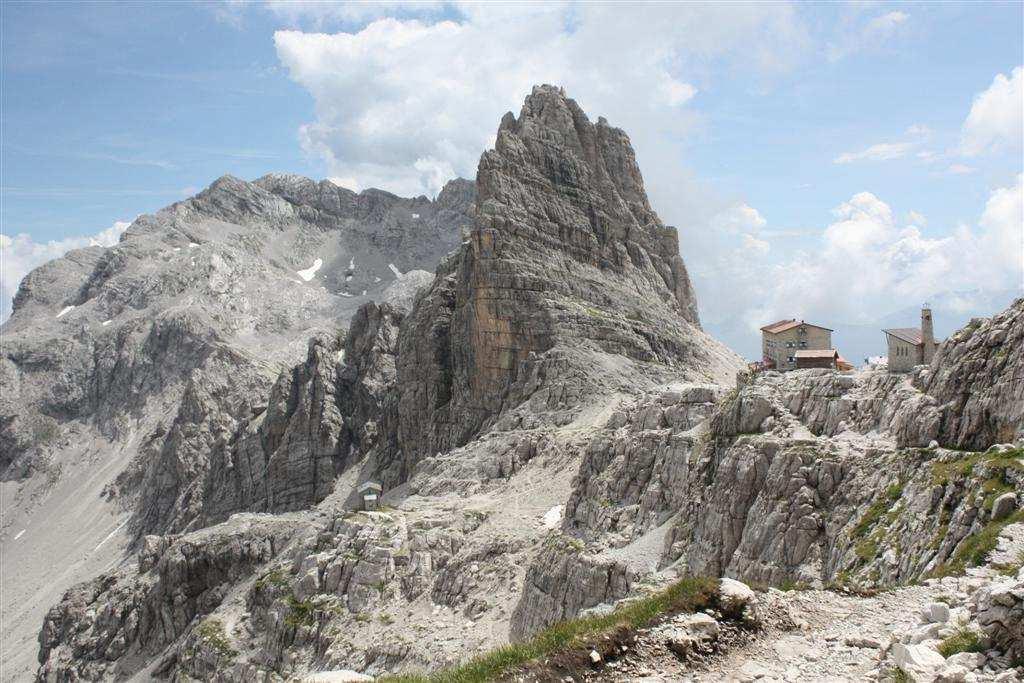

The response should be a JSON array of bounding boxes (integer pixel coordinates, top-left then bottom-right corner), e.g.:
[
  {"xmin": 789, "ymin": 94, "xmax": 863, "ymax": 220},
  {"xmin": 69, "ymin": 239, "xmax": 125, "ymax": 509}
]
[
  {"xmin": 711, "ymin": 204, "xmax": 768, "ymax": 233},
  {"xmin": 0, "ymin": 221, "xmax": 130, "ymax": 321},
  {"xmin": 273, "ymin": 3, "xmax": 808, "ymax": 197},
  {"xmin": 961, "ymin": 66, "xmax": 1023, "ymax": 156},
  {"xmin": 729, "ymin": 176, "xmax": 1023, "ymax": 330}
]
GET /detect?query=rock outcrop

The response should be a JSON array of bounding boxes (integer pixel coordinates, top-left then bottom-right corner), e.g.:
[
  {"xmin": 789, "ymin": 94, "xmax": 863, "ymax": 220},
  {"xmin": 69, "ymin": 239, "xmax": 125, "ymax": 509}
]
[
  {"xmin": 379, "ymin": 85, "xmax": 739, "ymax": 486},
  {"xmin": 1, "ymin": 174, "xmax": 471, "ymax": 679},
  {"xmin": 559, "ymin": 300, "xmax": 1024, "ymax": 591},
  {"xmin": 16, "ymin": 86, "xmax": 1023, "ymax": 683}
]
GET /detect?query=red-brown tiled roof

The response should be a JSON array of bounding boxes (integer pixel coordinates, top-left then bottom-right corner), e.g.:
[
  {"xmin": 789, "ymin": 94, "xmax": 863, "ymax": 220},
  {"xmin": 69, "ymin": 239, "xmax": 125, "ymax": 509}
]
[
  {"xmin": 761, "ymin": 319, "xmax": 834, "ymax": 334},
  {"xmin": 883, "ymin": 327, "xmax": 923, "ymax": 345}
]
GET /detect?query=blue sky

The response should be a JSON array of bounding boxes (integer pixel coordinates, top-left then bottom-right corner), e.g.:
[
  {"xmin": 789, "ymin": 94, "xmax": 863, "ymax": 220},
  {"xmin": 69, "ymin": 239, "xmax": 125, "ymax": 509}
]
[{"xmin": 2, "ymin": 1, "xmax": 1022, "ymax": 358}]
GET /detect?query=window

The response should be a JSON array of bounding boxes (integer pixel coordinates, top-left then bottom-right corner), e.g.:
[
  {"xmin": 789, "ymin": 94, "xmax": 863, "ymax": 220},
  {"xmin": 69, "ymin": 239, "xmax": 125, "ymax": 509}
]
[{"xmin": 799, "ymin": 341, "xmax": 807, "ymax": 348}]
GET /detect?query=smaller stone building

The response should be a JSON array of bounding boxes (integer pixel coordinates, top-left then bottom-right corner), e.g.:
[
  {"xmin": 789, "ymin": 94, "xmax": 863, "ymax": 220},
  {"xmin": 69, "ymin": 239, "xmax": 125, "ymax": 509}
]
[
  {"xmin": 883, "ymin": 307, "xmax": 938, "ymax": 373},
  {"xmin": 794, "ymin": 349, "xmax": 840, "ymax": 369},
  {"xmin": 760, "ymin": 319, "xmax": 833, "ymax": 371}
]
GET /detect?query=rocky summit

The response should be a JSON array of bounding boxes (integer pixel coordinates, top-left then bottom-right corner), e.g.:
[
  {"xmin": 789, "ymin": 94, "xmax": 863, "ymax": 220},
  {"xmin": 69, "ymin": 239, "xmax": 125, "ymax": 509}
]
[{"xmin": 2, "ymin": 86, "xmax": 1022, "ymax": 683}]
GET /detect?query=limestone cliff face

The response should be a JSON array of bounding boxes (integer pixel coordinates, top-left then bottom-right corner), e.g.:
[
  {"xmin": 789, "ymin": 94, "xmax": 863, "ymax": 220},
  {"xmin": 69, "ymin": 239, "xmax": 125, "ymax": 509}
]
[
  {"xmin": 29, "ymin": 86, "xmax": 745, "ymax": 681},
  {"xmin": 1, "ymin": 175, "xmax": 470, "ymax": 679},
  {"xmin": 383, "ymin": 85, "xmax": 738, "ymax": 483},
  {"xmin": 559, "ymin": 300, "xmax": 1024, "ymax": 591},
  {"xmin": 909, "ymin": 299, "xmax": 1024, "ymax": 449},
  {"xmin": 1, "ymin": 174, "xmax": 471, "ymax": 531}
]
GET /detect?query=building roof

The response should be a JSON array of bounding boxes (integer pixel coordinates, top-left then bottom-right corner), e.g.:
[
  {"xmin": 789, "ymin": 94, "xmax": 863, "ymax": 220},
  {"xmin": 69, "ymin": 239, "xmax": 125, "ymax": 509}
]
[
  {"xmin": 358, "ymin": 481, "xmax": 382, "ymax": 493},
  {"xmin": 760, "ymin": 319, "xmax": 834, "ymax": 334},
  {"xmin": 883, "ymin": 327, "xmax": 923, "ymax": 345},
  {"xmin": 760, "ymin": 318, "xmax": 797, "ymax": 333},
  {"xmin": 794, "ymin": 349, "xmax": 839, "ymax": 359}
]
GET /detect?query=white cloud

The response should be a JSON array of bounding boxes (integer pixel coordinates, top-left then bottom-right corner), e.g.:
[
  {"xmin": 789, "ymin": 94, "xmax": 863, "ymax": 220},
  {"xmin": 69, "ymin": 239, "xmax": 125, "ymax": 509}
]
[
  {"xmin": 834, "ymin": 141, "xmax": 914, "ymax": 164},
  {"xmin": 712, "ymin": 204, "xmax": 767, "ymax": 233},
  {"xmin": 906, "ymin": 210, "xmax": 927, "ymax": 226},
  {"xmin": 720, "ymin": 176, "xmax": 1023, "ymax": 330},
  {"xmin": 947, "ymin": 163, "xmax": 976, "ymax": 175},
  {"xmin": 961, "ymin": 66, "xmax": 1023, "ymax": 156},
  {"xmin": 742, "ymin": 233, "xmax": 770, "ymax": 255},
  {"xmin": 0, "ymin": 221, "xmax": 130, "ymax": 321},
  {"xmin": 264, "ymin": 0, "xmax": 445, "ymax": 28},
  {"xmin": 827, "ymin": 10, "xmax": 909, "ymax": 62},
  {"xmin": 273, "ymin": 3, "xmax": 808, "ymax": 197},
  {"xmin": 833, "ymin": 123, "xmax": 933, "ymax": 165}
]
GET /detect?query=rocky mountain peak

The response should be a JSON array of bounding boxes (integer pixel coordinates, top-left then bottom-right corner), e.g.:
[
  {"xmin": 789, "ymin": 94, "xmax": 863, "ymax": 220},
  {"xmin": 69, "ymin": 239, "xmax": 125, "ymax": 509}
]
[
  {"xmin": 381, "ymin": 85, "xmax": 741, "ymax": 482},
  {"xmin": 482, "ymin": 83, "xmax": 698, "ymax": 323}
]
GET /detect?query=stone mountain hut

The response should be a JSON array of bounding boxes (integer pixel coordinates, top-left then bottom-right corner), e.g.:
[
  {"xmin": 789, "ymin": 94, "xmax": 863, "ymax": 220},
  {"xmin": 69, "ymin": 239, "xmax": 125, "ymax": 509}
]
[
  {"xmin": 358, "ymin": 481, "xmax": 382, "ymax": 511},
  {"xmin": 883, "ymin": 306, "xmax": 938, "ymax": 373},
  {"xmin": 760, "ymin": 319, "xmax": 834, "ymax": 371}
]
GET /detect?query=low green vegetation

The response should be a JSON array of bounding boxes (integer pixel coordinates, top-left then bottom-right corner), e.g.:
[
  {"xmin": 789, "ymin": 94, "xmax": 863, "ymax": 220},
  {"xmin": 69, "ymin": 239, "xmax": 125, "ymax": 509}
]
[
  {"xmin": 931, "ymin": 448, "xmax": 1024, "ymax": 487},
  {"xmin": 887, "ymin": 667, "xmax": 912, "ymax": 683},
  {"xmin": 285, "ymin": 596, "xmax": 315, "ymax": 627},
  {"xmin": 285, "ymin": 594, "xmax": 344, "ymax": 628},
  {"xmin": 254, "ymin": 567, "xmax": 289, "ymax": 592},
  {"xmin": 194, "ymin": 617, "xmax": 237, "ymax": 660},
  {"xmin": 855, "ymin": 536, "xmax": 880, "ymax": 563},
  {"xmin": 377, "ymin": 576, "xmax": 719, "ymax": 683},
  {"xmin": 937, "ymin": 627, "xmax": 984, "ymax": 658},
  {"xmin": 931, "ymin": 510, "xmax": 1024, "ymax": 577},
  {"xmin": 852, "ymin": 483, "xmax": 903, "ymax": 539}
]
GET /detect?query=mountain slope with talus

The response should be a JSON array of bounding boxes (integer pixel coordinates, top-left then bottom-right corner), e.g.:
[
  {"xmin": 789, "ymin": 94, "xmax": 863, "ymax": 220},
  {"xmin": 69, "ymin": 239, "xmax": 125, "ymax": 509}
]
[
  {"xmin": 27, "ymin": 85, "xmax": 744, "ymax": 682},
  {"xmin": 0, "ymin": 174, "xmax": 473, "ymax": 680},
  {"xmin": 13, "ymin": 85, "xmax": 1023, "ymax": 683}
]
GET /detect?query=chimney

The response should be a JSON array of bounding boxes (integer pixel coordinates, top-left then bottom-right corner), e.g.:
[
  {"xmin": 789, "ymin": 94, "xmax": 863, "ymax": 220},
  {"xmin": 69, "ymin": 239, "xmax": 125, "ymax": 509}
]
[{"xmin": 921, "ymin": 304, "xmax": 935, "ymax": 363}]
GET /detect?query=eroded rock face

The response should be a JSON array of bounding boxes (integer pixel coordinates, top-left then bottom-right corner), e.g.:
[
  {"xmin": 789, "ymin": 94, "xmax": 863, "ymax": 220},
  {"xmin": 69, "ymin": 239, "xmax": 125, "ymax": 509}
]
[
  {"xmin": 37, "ymin": 515, "xmax": 299, "ymax": 682},
  {"xmin": 509, "ymin": 537, "xmax": 632, "ymax": 640},
  {"xmin": 2, "ymin": 174, "xmax": 471, "ymax": 679},
  {"xmin": 381, "ymin": 85, "xmax": 740, "ymax": 484},
  {"xmin": 0, "ymin": 175, "xmax": 468, "ymax": 532},
  {"xmin": 912, "ymin": 299, "xmax": 1024, "ymax": 450},
  {"xmin": 558, "ymin": 302, "xmax": 1024, "ymax": 591},
  {"xmin": 973, "ymin": 575, "xmax": 1024, "ymax": 661}
]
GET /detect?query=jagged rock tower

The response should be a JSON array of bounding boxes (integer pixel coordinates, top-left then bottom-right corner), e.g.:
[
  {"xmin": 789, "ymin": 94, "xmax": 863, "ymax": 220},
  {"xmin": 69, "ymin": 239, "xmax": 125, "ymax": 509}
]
[{"xmin": 382, "ymin": 85, "xmax": 740, "ymax": 483}]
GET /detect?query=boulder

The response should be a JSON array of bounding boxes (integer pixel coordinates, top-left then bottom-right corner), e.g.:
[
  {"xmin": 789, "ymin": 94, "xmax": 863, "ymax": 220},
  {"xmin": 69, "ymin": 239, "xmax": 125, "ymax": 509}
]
[
  {"xmin": 891, "ymin": 643, "xmax": 946, "ymax": 680},
  {"xmin": 923, "ymin": 602, "xmax": 952, "ymax": 623},
  {"xmin": 717, "ymin": 578, "xmax": 758, "ymax": 624},
  {"xmin": 991, "ymin": 493, "xmax": 1017, "ymax": 521}
]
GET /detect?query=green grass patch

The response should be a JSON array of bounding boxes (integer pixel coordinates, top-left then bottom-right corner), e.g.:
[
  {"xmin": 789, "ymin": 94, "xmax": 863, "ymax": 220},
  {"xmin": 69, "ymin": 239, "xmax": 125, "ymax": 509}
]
[
  {"xmin": 937, "ymin": 627, "xmax": 984, "ymax": 658},
  {"xmin": 285, "ymin": 596, "xmax": 314, "ymax": 627},
  {"xmin": 376, "ymin": 576, "xmax": 719, "ymax": 683},
  {"xmin": 930, "ymin": 509, "xmax": 1024, "ymax": 577},
  {"xmin": 855, "ymin": 537, "xmax": 880, "ymax": 563},
  {"xmin": 194, "ymin": 617, "xmax": 237, "ymax": 660},
  {"xmin": 852, "ymin": 482, "xmax": 903, "ymax": 538},
  {"xmin": 285, "ymin": 594, "xmax": 343, "ymax": 628},
  {"xmin": 887, "ymin": 667, "xmax": 912, "ymax": 683},
  {"xmin": 254, "ymin": 567, "xmax": 289, "ymax": 592},
  {"xmin": 931, "ymin": 448, "xmax": 1024, "ymax": 487}
]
